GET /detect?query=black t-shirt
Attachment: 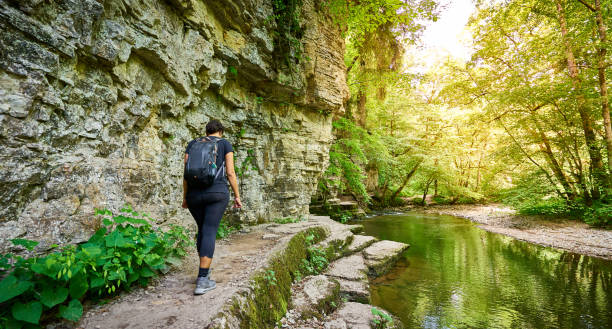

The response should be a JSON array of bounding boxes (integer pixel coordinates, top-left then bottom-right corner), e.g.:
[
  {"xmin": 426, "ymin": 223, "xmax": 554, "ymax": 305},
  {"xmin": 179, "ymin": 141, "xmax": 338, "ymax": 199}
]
[{"xmin": 185, "ymin": 136, "xmax": 233, "ymax": 194}]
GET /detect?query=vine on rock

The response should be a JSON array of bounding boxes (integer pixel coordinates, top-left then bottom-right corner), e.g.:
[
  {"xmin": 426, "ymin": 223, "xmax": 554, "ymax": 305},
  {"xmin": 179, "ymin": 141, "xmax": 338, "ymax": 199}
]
[{"xmin": 269, "ymin": 0, "xmax": 304, "ymax": 67}]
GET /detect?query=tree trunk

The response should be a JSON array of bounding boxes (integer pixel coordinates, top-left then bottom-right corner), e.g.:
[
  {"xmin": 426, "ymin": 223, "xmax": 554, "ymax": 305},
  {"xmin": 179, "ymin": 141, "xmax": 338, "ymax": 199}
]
[
  {"xmin": 498, "ymin": 117, "xmax": 566, "ymax": 199},
  {"xmin": 595, "ymin": 0, "xmax": 612, "ymax": 180},
  {"xmin": 531, "ymin": 113, "xmax": 575, "ymax": 200},
  {"xmin": 357, "ymin": 89, "xmax": 367, "ymax": 127},
  {"xmin": 555, "ymin": 0, "xmax": 606, "ymax": 199},
  {"xmin": 389, "ymin": 160, "xmax": 422, "ymax": 201},
  {"xmin": 434, "ymin": 179, "xmax": 438, "ymax": 197},
  {"xmin": 422, "ymin": 177, "xmax": 434, "ymax": 205}
]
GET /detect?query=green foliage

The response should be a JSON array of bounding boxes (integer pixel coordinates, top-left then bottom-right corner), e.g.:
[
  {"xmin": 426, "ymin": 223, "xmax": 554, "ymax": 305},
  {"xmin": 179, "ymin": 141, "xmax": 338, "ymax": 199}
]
[
  {"xmin": 0, "ymin": 206, "xmax": 192, "ymax": 327},
  {"xmin": 228, "ymin": 66, "xmax": 238, "ymax": 76},
  {"xmin": 583, "ymin": 202, "xmax": 612, "ymax": 227},
  {"xmin": 263, "ymin": 270, "xmax": 278, "ymax": 286},
  {"xmin": 371, "ymin": 307, "xmax": 393, "ymax": 328},
  {"xmin": 269, "ymin": 0, "xmax": 304, "ymax": 67},
  {"xmin": 517, "ymin": 198, "xmax": 576, "ymax": 217},
  {"xmin": 321, "ymin": 118, "xmax": 376, "ymax": 203},
  {"xmin": 236, "ymin": 149, "xmax": 258, "ymax": 181},
  {"xmin": 217, "ymin": 219, "xmax": 241, "ymax": 239},
  {"xmin": 297, "ymin": 233, "xmax": 329, "ymax": 275}
]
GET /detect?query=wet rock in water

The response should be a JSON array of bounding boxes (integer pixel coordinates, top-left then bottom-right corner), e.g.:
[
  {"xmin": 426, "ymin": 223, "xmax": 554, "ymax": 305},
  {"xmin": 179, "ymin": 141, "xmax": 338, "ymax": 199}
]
[
  {"xmin": 290, "ymin": 275, "xmax": 340, "ymax": 319},
  {"xmin": 324, "ymin": 254, "xmax": 368, "ymax": 282},
  {"xmin": 363, "ymin": 240, "xmax": 409, "ymax": 277},
  {"xmin": 327, "ymin": 302, "xmax": 401, "ymax": 329}
]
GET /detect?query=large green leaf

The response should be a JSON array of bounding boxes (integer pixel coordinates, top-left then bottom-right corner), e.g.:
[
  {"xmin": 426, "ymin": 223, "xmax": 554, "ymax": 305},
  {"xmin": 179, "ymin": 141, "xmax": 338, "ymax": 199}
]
[
  {"xmin": 90, "ymin": 276, "xmax": 105, "ymax": 288},
  {"xmin": 59, "ymin": 299, "xmax": 83, "ymax": 322},
  {"xmin": 11, "ymin": 301, "xmax": 42, "ymax": 324},
  {"xmin": 0, "ymin": 275, "xmax": 32, "ymax": 303},
  {"xmin": 144, "ymin": 254, "xmax": 163, "ymax": 268},
  {"xmin": 69, "ymin": 270, "xmax": 89, "ymax": 299},
  {"xmin": 139, "ymin": 266, "xmax": 155, "ymax": 278},
  {"xmin": 39, "ymin": 285, "xmax": 69, "ymax": 308},
  {"xmin": 105, "ymin": 230, "xmax": 126, "ymax": 248},
  {"xmin": 80, "ymin": 243, "xmax": 103, "ymax": 258}
]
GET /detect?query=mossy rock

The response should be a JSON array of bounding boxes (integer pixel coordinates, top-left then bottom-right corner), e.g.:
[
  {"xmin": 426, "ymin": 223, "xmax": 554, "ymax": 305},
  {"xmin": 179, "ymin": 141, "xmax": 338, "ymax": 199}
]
[{"xmin": 211, "ymin": 226, "xmax": 328, "ymax": 329}]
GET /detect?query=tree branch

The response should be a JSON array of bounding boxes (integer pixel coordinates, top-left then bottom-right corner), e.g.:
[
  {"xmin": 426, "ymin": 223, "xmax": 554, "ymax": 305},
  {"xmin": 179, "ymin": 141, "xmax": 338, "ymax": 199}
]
[{"xmin": 576, "ymin": 0, "xmax": 596, "ymax": 12}]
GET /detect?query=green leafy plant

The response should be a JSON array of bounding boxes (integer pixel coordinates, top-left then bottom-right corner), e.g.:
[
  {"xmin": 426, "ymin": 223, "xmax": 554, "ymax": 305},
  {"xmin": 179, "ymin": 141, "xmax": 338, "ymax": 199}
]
[
  {"xmin": 371, "ymin": 307, "xmax": 393, "ymax": 328},
  {"xmin": 263, "ymin": 270, "xmax": 277, "ymax": 286},
  {"xmin": 268, "ymin": 0, "xmax": 305, "ymax": 67},
  {"xmin": 236, "ymin": 149, "xmax": 258, "ymax": 181},
  {"xmin": 217, "ymin": 219, "xmax": 242, "ymax": 239},
  {"xmin": 296, "ymin": 233, "xmax": 329, "ymax": 275},
  {"xmin": 0, "ymin": 206, "xmax": 192, "ymax": 328}
]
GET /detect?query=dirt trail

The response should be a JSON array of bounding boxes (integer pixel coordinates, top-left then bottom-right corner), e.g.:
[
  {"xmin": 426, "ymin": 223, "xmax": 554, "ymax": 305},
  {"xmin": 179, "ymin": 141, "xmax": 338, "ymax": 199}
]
[
  {"xmin": 423, "ymin": 204, "xmax": 612, "ymax": 260},
  {"xmin": 78, "ymin": 224, "xmax": 283, "ymax": 329}
]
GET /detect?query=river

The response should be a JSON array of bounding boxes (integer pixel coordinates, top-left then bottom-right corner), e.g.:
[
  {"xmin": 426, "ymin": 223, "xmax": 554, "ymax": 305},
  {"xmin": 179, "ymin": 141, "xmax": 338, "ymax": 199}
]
[{"xmin": 359, "ymin": 212, "xmax": 612, "ymax": 329}]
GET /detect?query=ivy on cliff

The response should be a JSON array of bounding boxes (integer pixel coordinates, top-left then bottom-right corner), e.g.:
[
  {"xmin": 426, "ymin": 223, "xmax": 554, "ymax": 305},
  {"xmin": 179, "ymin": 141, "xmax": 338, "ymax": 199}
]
[{"xmin": 270, "ymin": 0, "xmax": 305, "ymax": 66}]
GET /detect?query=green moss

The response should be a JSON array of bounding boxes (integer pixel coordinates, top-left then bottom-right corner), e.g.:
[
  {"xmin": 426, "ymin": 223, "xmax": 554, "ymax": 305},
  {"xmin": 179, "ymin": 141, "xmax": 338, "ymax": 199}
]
[
  {"xmin": 223, "ymin": 226, "xmax": 328, "ymax": 328},
  {"xmin": 323, "ymin": 234, "xmax": 354, "ymax": 261}
]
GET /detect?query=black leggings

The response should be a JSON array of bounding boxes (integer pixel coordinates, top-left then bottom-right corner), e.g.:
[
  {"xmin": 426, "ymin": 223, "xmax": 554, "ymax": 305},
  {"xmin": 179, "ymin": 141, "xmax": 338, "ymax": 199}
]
[{"xmin": 186, "ymin": 192, "xmax": 229, "ymax": 258}]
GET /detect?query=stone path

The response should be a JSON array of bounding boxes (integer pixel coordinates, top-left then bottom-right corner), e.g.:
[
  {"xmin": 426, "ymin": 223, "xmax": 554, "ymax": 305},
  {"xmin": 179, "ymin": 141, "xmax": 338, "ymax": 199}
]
[
  {"xmin": 74, "ymin": 215, "xmax": 408, "ymax": 329},
  {"xmin": 78, "ymin": 224, "xmax": 282, "ymax": 329}
]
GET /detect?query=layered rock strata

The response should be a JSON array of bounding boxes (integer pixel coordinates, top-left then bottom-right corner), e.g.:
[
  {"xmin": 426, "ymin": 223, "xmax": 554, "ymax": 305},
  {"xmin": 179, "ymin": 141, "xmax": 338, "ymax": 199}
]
[{"xmin": 0, "ymin": 0, "xmax": 349, "ymax": 253}]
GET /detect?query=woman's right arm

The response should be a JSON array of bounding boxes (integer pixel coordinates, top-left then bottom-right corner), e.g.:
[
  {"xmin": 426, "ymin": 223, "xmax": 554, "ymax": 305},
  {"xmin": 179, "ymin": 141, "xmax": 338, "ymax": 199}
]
[{"xmin": 225, "ymin": 152, "xmax": 242, "ymax": 208}]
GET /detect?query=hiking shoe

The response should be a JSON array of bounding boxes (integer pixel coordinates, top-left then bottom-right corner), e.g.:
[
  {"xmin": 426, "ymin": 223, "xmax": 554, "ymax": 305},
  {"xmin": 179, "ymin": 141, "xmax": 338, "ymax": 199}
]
[
  {"xmin": 194, "ymin": 275, "xmax": 216, "ymax": 295},
  {"xmin": 194, "ymin": 269, "xmax": 212, "ymax": 284}
]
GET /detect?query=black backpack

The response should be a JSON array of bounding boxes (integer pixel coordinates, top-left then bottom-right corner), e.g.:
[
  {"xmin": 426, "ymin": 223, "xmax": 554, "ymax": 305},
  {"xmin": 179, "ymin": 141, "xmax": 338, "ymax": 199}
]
[{"xmin": 184, "ymin": 136, "xmax": 224, "ymax": 188}]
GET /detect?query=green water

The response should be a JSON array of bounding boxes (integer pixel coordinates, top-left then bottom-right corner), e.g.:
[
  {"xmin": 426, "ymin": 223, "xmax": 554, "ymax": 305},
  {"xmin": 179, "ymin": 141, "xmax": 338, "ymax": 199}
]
[{"xmin": 359, "ymin": 212, "xmax": 612, "ymax": 329}]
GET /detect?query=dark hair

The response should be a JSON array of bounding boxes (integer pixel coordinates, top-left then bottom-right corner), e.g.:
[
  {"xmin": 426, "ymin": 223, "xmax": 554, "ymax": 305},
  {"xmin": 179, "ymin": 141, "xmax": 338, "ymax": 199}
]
[{"xmin": 206, "ymin": 119, "xmax": 224, "ymax": 135}]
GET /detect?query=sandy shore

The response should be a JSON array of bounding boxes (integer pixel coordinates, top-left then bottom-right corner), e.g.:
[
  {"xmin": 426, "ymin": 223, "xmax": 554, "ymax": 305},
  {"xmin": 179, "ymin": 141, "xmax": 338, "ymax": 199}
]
[{"xmin": 421, "ymin": 204, "xmax": 612, "ymax": 260}]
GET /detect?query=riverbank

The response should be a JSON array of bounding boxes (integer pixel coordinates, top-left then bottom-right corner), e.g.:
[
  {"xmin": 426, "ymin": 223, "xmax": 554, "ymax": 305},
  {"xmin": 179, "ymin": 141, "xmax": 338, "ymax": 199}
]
[{"xmin": 420, "ymin": 204, "xmax": 612, "ymax": 260}]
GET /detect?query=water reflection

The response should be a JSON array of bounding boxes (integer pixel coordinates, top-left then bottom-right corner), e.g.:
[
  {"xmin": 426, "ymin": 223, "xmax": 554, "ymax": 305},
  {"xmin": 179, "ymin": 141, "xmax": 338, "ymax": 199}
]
[{"xmin": 361, "ymin": 212, "xmax": 612, "ymax": 329}]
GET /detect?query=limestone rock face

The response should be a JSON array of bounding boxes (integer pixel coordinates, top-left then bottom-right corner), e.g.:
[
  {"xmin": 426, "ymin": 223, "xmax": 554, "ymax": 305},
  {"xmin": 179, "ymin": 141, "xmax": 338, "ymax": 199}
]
[{"xmin": 0, "ymin": 0, "xmax": 348, "ymax": 253}]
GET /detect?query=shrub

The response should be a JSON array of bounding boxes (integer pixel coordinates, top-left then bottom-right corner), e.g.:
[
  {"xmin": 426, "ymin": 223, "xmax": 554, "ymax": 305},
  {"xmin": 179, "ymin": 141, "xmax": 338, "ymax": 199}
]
[
  {"xmin": 0, "ymin": 206, "xmax": 192, "ymax": 328},
  {"xmin": 583, "ymin": 202, "xmax": 612, "ymax": 227},
  {"xmin": 517, "ymin": 198, "xmax": 576, "ymax": 217}
]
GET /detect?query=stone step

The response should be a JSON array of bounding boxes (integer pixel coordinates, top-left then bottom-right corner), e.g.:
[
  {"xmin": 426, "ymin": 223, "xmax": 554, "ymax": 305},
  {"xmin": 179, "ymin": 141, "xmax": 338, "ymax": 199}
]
[
  {"xmin": 289, "ymin": 275, "xmax": 340, "ymax": 320},
  {"xmin": 345, "ymin": 235, "xmax": 377, "ymax": 255},
  {"xmin": 362, "ymin": 240, "xmax": 410, "ymax": 277},
  {"xmin": 324, "ymin": 254, "xmax": 368, "ymax": 282},
  {"xmin": 335, "ymin": 278, "xmax": 369, "ymax": 304},
  {"xmin": 325, "ymin": 302, "xmax": 401, "ymax": 329}
]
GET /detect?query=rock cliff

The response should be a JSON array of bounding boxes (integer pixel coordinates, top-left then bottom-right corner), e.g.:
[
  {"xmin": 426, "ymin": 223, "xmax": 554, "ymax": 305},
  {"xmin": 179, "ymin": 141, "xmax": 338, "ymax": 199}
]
[{"xmin": 0, "ymin": 0, "xmax": 348, "ymax": 253}]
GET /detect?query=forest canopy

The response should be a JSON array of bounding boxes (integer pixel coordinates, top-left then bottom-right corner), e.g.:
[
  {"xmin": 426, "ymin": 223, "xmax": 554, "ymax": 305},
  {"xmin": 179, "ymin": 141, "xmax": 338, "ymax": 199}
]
[{"xmin": 319, "ymin": 0, "xmax": 612, "ymax": 226}]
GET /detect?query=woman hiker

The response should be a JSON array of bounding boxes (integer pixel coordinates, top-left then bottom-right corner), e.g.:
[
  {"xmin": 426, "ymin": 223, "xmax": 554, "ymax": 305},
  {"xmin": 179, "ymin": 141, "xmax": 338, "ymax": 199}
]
[{"xmin": 182, "ymin": 119, "xmax": 242, "ymax": 295}]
